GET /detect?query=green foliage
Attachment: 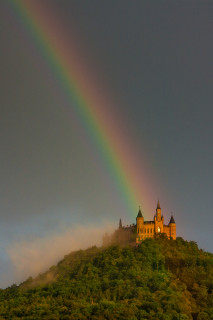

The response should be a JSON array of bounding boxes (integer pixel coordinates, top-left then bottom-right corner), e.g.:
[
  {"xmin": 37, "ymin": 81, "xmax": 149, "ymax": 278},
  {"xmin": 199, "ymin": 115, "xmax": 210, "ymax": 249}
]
[{"xmin": 0, "ymin": 239, "xmax": 212, "ymax": 319}]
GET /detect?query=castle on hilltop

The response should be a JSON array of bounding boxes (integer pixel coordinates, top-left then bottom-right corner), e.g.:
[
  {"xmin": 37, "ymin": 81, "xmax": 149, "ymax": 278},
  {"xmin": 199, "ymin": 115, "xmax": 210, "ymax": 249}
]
[
  {"xmin": 135, "ymin": 200, "xmax": 176, "ymax": 242},
  {"xmin": 103, "ymin": 201, "xmax": 176, "ymax": 246}
]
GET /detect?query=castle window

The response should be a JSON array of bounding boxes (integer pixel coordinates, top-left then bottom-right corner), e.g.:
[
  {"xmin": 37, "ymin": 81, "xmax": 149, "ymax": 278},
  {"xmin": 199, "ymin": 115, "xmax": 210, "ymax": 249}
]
[
  {"xmin": 145, "ymin": 229, "xmax": 146, "ymax": 234},
  {"xmin": 147, "ymin": 229, "xmax": 149, "ymax": 233},
  {"xmin": 150, "ymin": 229, "xmax": 152, "ymax": 234}
]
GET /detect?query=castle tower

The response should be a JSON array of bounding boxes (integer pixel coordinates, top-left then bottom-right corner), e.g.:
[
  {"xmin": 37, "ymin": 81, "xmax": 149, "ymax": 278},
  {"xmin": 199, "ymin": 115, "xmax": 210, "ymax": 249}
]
[
  {"xmin": 169, "ymin": 215, "xmax": 176, "ymax": 240},
  {"xmin": 154, "ymin": 200, "xmax": 164, "ymax": 234},
  {"xmin": 136, "ymin": 207, "xmax": 144, "ymax": 242},
  {"xmin": 156, "ymin": 200, "xmax": 161, "ymax": 221}
]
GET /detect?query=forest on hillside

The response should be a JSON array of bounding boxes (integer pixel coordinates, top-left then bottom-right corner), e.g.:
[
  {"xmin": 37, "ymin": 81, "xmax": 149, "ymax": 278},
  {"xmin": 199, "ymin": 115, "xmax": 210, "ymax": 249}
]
[{"xmin": 0, "ymin": 236, "xmax": 212, "ymax": 320}]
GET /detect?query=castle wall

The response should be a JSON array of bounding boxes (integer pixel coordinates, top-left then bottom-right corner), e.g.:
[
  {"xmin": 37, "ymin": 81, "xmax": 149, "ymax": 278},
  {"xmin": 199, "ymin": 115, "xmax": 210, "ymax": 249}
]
[
  {"xmin": 170, "ymin": 223, "xmax": 176, "ymax": 240},
  {"xmin": 163, "ymin": 226, "xmax": 170, "ymax": 238},
  {"xmin": 137, "ymin": 223, "xmax": 155, "ymax": 242}
]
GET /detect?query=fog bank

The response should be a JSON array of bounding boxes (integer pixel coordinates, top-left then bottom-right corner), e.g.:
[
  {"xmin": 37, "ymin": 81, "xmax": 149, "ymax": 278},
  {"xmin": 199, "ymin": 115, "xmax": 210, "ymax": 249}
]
[{"xmin": 6, "ymin": 224, "xmax": 114, "ymax": 287}]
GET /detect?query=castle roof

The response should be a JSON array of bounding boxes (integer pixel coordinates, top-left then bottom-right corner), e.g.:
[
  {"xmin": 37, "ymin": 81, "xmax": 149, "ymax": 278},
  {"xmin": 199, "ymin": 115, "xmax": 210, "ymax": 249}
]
[
  {"xmin": 169, "ymin": 215, "xmax": 175, "ymax": 224},
  {"xmin": 144, "ymin": 221, "xmax": 154, "ymax": 224},
  {"xmin": 137, "ymin": 207, "xmax": 143, "ymax": 218}
]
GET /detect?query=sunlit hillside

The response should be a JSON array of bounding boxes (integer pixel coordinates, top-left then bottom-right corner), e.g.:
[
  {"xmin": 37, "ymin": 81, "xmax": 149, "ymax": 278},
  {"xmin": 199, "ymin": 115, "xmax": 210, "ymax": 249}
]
[{"xmin": 0, "ymin": 237, "xmax": 212, "ymax": 319}]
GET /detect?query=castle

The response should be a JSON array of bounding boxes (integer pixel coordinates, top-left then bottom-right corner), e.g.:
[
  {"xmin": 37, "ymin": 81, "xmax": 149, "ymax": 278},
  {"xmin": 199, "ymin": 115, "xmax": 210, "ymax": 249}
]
[
  {"xmin": 135, "ymin": 200, "xmax": 176, "ymax": 242},
  {"xmin": 103, "ymin": 201, "xmax": 176, "ymax": 246}
]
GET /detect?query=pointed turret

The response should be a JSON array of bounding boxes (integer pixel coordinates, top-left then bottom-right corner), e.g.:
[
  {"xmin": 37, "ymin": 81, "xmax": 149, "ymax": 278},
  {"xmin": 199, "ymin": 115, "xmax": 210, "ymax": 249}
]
[
  {"xmin": 137, "ymin": 207, "xmax": 143, "ymax": 218},
  {"xmin": 136, "ymin": 206, "xmax": 144, "ymax": 242},
  {"xmin": 157, "ymin": 200, "xmax": 161, "ymax": 209},
  {"xmin": 169, "ymin": 215, "xmax": 175, "ymax": 224},
  {"xmin": 119, "ymin": 218, "xmax": 122, "ymax": 229},
  {"xmin": 169, "ymin": 213, "xmax": 176, "ymax": 240}
]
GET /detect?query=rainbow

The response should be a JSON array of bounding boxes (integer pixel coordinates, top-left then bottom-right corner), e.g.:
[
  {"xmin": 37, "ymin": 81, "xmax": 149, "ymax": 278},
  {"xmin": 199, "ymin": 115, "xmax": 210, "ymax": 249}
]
[{"xmin": 8, "ymin": 0, "xmax": 157, "ymax": 218}]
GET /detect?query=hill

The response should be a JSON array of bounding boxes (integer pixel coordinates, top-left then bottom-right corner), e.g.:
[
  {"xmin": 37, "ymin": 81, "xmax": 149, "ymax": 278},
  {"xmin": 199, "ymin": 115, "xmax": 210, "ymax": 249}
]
[{"xmin": 0, "ymin": 236, "xmax": 212, "ymax": 319}]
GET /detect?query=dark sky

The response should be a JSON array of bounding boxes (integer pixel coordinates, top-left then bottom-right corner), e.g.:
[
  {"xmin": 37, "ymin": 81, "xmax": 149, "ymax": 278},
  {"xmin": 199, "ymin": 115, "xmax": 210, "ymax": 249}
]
[{"xmin": 0, "ymin": 0, "xmax": 212, "ymax": 287}]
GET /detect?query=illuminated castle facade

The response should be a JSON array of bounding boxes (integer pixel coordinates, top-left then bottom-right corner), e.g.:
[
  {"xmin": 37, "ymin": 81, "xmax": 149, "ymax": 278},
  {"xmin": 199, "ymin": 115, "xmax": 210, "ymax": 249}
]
[
  {"xmin": 135, "ymin": 200, "xmax": 176, "ymax": 243},
  {"xmin": 103, "ymin": 201, "xmax": 176, "ymax": 246}
]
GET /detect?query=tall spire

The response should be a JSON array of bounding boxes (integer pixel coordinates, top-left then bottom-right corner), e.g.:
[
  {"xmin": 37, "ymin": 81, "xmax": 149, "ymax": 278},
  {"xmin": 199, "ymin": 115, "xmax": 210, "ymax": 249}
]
[{"xmin": 157, "ymin": 200, "xmax": 161, "ymax": 209}]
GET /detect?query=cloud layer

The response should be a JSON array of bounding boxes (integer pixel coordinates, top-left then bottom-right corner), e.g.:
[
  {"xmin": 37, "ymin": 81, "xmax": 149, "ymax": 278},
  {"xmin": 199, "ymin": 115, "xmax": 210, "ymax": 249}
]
[{"xmin": 6, "ymin": 223, "xmax": 114, "ymax": 286}]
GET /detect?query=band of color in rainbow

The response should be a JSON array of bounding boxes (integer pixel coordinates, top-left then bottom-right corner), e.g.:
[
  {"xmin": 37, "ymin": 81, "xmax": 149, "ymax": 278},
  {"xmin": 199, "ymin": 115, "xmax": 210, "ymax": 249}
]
[{"xmin": 9, "ymin": 0, "xmax": 156, "ymax": 219}]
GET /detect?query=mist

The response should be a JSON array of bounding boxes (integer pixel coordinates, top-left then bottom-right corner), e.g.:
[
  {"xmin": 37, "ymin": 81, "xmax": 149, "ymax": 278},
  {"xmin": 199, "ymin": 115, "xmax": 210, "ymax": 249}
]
[{"xmin": 5, "ymin": 223, "xmax": 114, "ymax": 288}]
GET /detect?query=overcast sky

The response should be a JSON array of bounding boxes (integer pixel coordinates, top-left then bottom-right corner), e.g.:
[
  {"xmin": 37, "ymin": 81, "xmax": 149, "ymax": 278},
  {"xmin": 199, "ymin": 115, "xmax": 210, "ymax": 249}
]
[{"xmin": 0, "ymin": 0, "xmax": 212, "ymax": 288}]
